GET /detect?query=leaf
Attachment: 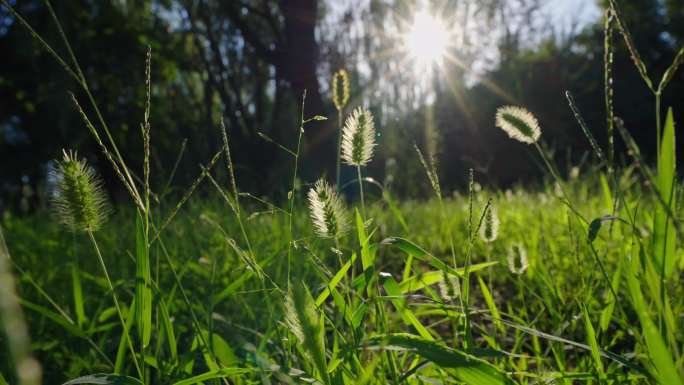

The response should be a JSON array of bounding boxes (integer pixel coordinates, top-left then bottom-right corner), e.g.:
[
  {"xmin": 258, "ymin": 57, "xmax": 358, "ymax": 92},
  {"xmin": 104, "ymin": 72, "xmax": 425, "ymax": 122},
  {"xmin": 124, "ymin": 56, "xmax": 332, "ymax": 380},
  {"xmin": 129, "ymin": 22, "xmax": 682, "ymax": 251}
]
[
  {"xmin": 356, "ymin": 209, "xmax": 374, "ymax": 270},
  {"xmin": 315, "ymin": 252, "xmax": 357, "ymax": 306},
  {"xmin": 599, "ymin": 257, "xmax": 622, "ymax": 331},
  {"xmin": 210, "ymin": 333, "xmax": 238, "ymax": 367},
  {"xmin": 653, "ymin": 108, "xmax": 677, "ymax": 278},
  {"xmin": 114, "ymin": 299, "xmax": 135, "ymax": 374},
  {"xmin": 62, "ymin": 373, "xmax": 143, "ymax": 385},
  {"xmin": 20, "ymin": 299, "xmax": 85, "ymax": 338},
  {"xmin": 478, "ymin": 276, "xmax": 503, "ymax": 333},
  {"xmin": 398, "ymin": 263, "xmax": 497, "ymax": 293},
  {"xmin": 285, "ymin": 281, "xmax": 330, "ymax": 384},
  {"xmin": 581, "ymin": 305, "xmax": 605, "ymax": 379},
  {"xmin": 71, "ymin": 263, "xmax": 86, "ymax": 327},
  {"xmin": 382, "ymin": 276, "xmax": 433, "ymax": 340},
  {"xmin": 157, "ymin": 295, "xmax": 177, "ymax": 361},
  {"xmin": 625, "ymin": 254, "xmax": 683, "ymax": 385},
  {"xmin": 587, "ymin": 215, "xmax": 622, "ymax": 243},
  {"xmin": 171, "ymin": 368, "xmax": 252, "ymax": 385},
  {"xmin": 381, "ymin": 237, "xmax": 494, "ymax": 278},
  {"xmin": 368, "ymin": 334, "xmax": 514, "ymax": 385},
  {"xmin": 135, "ymin": 211, "xmax": 152, "ymax": 348}
]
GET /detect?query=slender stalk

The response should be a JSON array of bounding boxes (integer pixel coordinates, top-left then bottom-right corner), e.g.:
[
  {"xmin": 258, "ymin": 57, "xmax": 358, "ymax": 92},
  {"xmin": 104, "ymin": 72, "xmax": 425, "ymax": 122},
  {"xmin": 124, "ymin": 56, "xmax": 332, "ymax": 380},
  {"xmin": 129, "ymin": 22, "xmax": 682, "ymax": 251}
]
[
  {"xmin": 655, "ymin": 91, "xmax": 662, "ymax": 163},
  {"xmin": 533, "ymin": 142, "xmax": 588, "ymax": 225},
  {"xmin": 287, "ymin": 91, "xmax": 307, "ymax": 287},
  {"xmin": 336, "ymin": 110, "xmax": 343, "ymax": 190},
  {"xmin": 356, "ymin": 166, "xmax": 366, "ymax": 217},
  {"xmin": 87, "ymin": 231, "xmax": 143, "ymax": 378}
]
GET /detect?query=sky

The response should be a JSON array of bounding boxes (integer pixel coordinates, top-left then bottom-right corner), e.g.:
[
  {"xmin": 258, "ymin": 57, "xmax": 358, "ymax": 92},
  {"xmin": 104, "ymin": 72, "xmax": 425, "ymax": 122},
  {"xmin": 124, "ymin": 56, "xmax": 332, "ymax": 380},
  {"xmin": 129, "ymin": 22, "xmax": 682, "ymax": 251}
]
[{"xmin": 546, "ymin": 0, "xmax": 601, "ymax": 30}]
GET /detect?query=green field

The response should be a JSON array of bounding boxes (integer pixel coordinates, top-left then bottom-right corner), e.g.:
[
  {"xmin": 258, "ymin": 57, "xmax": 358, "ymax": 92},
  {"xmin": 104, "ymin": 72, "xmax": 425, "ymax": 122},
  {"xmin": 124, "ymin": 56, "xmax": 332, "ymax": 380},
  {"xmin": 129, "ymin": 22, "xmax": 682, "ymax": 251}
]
[{"xmin": 2, "ymin": 168, "xmax": 684, "ymax": 384}]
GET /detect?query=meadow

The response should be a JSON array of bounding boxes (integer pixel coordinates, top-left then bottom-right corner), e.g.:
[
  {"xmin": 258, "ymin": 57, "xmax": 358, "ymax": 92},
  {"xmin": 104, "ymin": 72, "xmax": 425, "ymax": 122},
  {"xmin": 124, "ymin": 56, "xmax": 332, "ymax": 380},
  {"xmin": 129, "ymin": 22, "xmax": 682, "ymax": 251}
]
[{"xmin": 2, "ymin": 0, "xmax": 684, "ymax": 384}]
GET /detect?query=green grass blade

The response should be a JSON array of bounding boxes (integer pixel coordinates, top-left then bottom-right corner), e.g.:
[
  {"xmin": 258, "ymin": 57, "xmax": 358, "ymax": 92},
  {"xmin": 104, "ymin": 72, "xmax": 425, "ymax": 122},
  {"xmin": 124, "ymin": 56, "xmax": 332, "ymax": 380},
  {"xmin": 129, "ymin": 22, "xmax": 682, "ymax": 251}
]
[
  {"xmin": 285, "ymin": 281, "xmax": 330, "ymax": 384},
  {"xmin": 356, "ymin": 209, "xmax": 373, "ymax": 270},
  {"xmin": 369, "ymin": 333, "xmax": 514, "ymax": 385},
  {"xmin": 20, "ymin": 299, "xmax": 85, "ymax": 338},
  {"xmin": 62, "ymin": 373, "xmax": 143, "ymax": 385},
  {"xmin": 581, "ymin": 305, "xmax": 605, "ymax": 379},
  {"xmin": 135, "ymin": 211, "xmax": 152, "ymax": 348},
  {"xmin": 478, "ymin": 276, "xmax": 503, "ymax": 333},
  {"xmin": 71, "ymin": 263, "xmax": 86, "ymax": 327},
  {"xmin": 600, "ymin": 256, "xmax": 622, "ymax": 331},
  {"xmin": 114, "ymin": 299, "xmax": 136, "ymax": 374},
  {"xmin": 382, "ymin": 276, "xmax": 433, "ymax": 340},
  {"xmin": 381, "ymin": 237, "xmax": 495, "ymax": 278},
  {"xmin": 653, "ymin": 108, "xmax": 677, "ymax": 278},
  {"xmin": 315, "ymin": 252, "xmax": 357, "ymax": 306},
  {"xmin": 625, "ymin": 254, "xmax": 683, "ymax": 385},
  {"xmin": 171, "ymin": 368, "xmax": 252, "ymax": 385},
  {"xmin": 157, "ymin": 295, "xmax": 177, "ymax": 362}
]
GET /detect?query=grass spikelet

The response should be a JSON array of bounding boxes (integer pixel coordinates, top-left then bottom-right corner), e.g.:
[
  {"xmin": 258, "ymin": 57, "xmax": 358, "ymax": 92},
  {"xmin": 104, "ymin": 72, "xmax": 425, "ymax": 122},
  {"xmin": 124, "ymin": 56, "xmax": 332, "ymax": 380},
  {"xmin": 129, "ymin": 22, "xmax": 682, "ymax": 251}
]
[
  {"xmin": 307, "ymin": 178, "xmax": 349, "ymax": 239},
  {"xmin": 331, "ymin": 69, "xmax": 350, "ymax": 112},
  {"xmin": 415, "ymin": 144, "xmax": 441, "ymax": 198},
  {"xmin": 51, "ymin": 150, "xmax": 110, "ymax": 232},
  {"xmin": 341, "ymin": 106, "xmax": 376, "ymax": 167},
  {"xmin": 439, "ymin": 271, "xmax": 460, "ymax": 303},
  {"xmin": 284, "ymin": 281, "xmax": 330, "ymax": 384},
  {"xmin": 507, "ymin": 243, "xmax": 528, "ymax": 275},
  {"xmin": 479, "ymin": 204, "xmax": 499, "ymax": 243},
  {"xmin": 495, "ymin": 106, "xmax": 541, "ymax": 144}
]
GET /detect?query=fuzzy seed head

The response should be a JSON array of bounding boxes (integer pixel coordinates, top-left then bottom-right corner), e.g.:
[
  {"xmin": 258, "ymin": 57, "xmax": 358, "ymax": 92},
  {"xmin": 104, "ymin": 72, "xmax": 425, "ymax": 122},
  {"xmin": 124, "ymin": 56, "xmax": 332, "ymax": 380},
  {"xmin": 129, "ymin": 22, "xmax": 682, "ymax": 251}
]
[
  {"xmin": 439, "ymin": 272, "xmax": 460, "ymax": 302},
  {"xmin": 284, "ymin": 289, "xmax": 305, "ymax": 342},
  {"xmin": 507, "ymin": 243, "xmax": 529, "ymax": 275},
  {"xmin": 479, "ymin": 204, "xmax": 499, "ymax": 243},
  {"xmin": 341, "ymin": 107, "xmax": 376, "ymax": 166},
  {"xmin": 495, "ymin": 106, "xmax": 541, "ymax": 144},
  {"xmin": 51, "ymin": 150, "xmax": 110, "ymax": 232},
  {"xmin": 308, "ymin": 179, "xmax": 349, "ymax": 239},
  {"xmin": 331, "ymin": 69, "xmax": 350, "ymax": 111}
]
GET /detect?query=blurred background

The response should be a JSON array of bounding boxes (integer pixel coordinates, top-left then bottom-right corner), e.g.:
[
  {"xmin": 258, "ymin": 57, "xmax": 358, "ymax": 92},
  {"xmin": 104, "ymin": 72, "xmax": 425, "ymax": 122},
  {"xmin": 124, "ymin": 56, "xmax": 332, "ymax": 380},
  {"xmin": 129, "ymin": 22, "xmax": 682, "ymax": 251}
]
[{"xmin": 1, "ymin": 0, "xmax": 683, "ymax": 212}]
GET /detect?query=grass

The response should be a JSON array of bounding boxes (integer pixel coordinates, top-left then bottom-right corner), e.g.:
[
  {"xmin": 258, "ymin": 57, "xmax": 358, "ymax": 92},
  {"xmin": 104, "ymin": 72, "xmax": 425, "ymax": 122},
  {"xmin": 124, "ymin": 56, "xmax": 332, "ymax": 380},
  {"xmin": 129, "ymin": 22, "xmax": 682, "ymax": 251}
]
[
  {"xmin": 1, "ymin": 0, "xmax": 684, "ymax": 384},
  {"xmin": 2, "ymin": 172, "xmax": 683, "ymax": 384}
]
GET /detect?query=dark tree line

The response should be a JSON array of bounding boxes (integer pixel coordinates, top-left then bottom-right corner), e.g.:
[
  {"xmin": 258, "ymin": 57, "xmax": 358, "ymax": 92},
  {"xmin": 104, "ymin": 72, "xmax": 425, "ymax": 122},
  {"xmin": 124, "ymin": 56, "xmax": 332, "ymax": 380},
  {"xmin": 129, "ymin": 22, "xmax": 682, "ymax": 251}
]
[{"xmin": 1, "ymin": 0, "xmax": 683, "ymax": 211}]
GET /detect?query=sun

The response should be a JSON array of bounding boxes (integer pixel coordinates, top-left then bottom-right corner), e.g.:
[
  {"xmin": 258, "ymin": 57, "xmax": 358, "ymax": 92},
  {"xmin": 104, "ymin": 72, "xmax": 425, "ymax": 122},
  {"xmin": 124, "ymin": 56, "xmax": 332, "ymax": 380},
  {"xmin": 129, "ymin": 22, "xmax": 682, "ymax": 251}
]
[{"xmin": 403, "ymin": 10, "xmax": 451, "ymax": 70}]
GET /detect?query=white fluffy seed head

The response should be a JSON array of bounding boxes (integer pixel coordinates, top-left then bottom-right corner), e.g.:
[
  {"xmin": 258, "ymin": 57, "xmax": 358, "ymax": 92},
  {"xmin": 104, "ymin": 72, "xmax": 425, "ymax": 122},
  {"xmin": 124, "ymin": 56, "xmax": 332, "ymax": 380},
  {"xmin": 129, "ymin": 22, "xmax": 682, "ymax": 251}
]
[
  {"xmin": 495, "ymin": 106, "xmax": 541, "ymax": 144},
  {"xmin": 439, "ymin": 272, "xmax": 460, "ymax": 302},
  {"xmin": 50, "ymin": 150, "xmax": 110, "ymax": 232},
  {"xmin": 507, "ymin": 243, "xmax": 529, "ymax": 275},
  {"xmin": 331, "ymin": 69, "xmax": 350, "ymax": 111},
  {"xmin": 341, "ymin": 107, "xmax": 376, "ymax": 166},
  {"xmin": 479, "ymin": 204, "xmax": 499, "ymax": 243},
  {"xmin": 307, "ymin": 179, "xmax": 349, "ymax": 239}
]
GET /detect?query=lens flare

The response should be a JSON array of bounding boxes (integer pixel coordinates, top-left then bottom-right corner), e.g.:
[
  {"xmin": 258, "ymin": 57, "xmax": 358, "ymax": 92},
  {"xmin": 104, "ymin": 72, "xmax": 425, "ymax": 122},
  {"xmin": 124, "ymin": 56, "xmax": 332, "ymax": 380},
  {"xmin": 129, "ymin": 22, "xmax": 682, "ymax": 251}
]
[{"xmin": 404, "ymin": 10, "xmax": 450, "ymax": 69}]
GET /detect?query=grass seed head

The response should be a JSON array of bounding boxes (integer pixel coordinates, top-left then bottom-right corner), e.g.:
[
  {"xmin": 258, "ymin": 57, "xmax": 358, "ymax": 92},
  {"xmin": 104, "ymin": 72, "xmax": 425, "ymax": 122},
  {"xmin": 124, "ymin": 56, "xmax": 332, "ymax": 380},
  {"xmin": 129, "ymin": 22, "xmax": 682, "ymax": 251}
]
[
  {"xmin": 341, "ymin": 106, "xmax": 376, "ymax": 167},
  {"xmin": 308, "ymin": 179, "xmax": 349, "ymax": 239},
  {"xmin": 479, "ymin": 204, "xmax": 499, "ymax": 243},
  {"xmin": 495, "ymin": 106, "xmax": 541, "ymax": 144},
  {"xmin": 331, "ymin": 69, "xmax": 350, "ymax": 112},
  {"xmin": 439, "ymin": 271, "xmax": 460, "ymax": 302},
  {"xmin": 50, "ymin": 150, "xmax": 110, "ymax": 232},
  {"xmin": 507, "ymin": 243, "xmax": 529, "ymax": 275}
]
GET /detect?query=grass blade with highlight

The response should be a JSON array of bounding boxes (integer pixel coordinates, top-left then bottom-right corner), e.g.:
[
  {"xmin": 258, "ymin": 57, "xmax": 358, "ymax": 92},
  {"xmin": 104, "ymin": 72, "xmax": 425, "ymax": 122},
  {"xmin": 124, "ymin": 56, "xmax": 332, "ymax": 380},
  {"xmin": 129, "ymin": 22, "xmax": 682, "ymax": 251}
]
[
  {"xmin": 369, "ymin": 333, "xmax": 514, "ymax": 385},
  {"xmin": 625, "ymin": 254, "xmax": 683, "ymax": 385},
  {"xmin": 135, "ymin": 212, "xmax": 152, "ymax": 348},
  {"xmin": 653, "ymin": 108, "xmax": 677, "ymax": 278}
]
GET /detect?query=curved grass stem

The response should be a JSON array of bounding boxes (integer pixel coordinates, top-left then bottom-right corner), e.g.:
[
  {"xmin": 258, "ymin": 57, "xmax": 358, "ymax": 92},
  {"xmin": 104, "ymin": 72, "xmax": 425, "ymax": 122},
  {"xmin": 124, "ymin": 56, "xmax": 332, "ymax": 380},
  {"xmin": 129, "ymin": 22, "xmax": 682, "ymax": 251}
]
[{"xmin": 87, "ymin": 231, "xmax": 143, "ymax": 379}]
